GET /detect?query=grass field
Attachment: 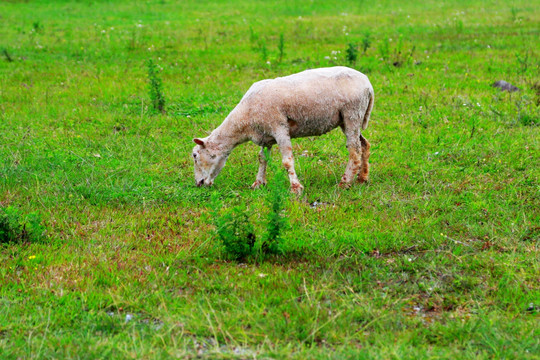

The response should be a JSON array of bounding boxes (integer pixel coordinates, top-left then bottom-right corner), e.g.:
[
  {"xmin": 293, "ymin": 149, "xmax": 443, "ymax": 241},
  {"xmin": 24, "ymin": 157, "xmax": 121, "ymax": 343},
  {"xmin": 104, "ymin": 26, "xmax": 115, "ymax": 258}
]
[{"xmin": 1, "ymin": 0, "xmax": 539, "ymax": 358}]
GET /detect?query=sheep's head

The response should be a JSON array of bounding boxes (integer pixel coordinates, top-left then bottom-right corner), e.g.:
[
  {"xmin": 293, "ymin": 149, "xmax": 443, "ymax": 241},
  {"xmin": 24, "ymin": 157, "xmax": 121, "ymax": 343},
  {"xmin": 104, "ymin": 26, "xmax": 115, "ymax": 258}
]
[{"xmin": 192, "ymin": 138, "xmax": 228, "ymax": 187}]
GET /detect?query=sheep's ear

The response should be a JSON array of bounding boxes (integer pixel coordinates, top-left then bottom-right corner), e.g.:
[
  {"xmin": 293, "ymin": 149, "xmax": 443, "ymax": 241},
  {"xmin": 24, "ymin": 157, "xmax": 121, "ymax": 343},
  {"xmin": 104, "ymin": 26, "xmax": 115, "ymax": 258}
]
[{"xmin": 193, "ymin": 138, "xmax": 205, "ymax": 148}]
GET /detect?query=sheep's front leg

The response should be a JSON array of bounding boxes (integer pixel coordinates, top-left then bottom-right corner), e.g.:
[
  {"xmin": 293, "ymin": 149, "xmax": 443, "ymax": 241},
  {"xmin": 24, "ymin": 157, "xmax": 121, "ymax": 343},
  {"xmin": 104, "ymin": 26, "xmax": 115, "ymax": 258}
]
[
  {"xmin": 275, "ymin": 134, "xmax": 303, "ymax": 194},
  {"xmin": 251, "ymin": 146, "xmax": 270, "ymax": 189}
]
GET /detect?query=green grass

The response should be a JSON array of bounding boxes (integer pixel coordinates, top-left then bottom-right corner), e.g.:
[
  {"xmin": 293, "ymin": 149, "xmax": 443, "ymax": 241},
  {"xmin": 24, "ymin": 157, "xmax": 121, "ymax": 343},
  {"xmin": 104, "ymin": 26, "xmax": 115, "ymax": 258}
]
[{"xmin": 1, "ymin": 0, "xmax": 539, "ymax": 358}]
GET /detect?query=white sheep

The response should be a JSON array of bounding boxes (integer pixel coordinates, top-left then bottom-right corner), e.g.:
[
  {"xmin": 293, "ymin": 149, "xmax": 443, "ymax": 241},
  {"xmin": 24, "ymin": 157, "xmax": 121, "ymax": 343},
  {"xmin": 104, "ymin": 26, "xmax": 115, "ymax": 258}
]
[{"xmin": 192, "ymin": 66, "xmax": 374, "ymax": 194}]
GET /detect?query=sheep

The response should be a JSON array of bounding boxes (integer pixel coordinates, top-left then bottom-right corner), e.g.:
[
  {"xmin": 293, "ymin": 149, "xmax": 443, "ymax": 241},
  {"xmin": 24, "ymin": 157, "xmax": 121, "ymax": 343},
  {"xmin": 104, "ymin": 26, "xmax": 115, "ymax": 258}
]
[{"xmin": 192, "ymin": 66, "xmax": 374, "ymax": 194}]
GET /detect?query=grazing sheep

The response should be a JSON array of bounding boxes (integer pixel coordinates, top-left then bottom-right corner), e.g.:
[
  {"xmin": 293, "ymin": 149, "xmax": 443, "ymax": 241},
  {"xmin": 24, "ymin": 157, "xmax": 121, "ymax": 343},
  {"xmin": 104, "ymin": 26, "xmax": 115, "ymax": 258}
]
[{"xmin": 192, "ymin": 66, "xmax": 374, "ymax": 194}]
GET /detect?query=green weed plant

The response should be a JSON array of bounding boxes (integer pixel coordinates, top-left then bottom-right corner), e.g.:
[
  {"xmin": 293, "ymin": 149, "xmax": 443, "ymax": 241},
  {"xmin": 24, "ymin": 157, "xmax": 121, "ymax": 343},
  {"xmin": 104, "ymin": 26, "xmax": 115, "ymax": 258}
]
[
  {"xmin": 0, "ymin": 206, "xmax": 45, "ymax": 244},
  {"xmin": 260, "ymin": 150, "xmax": 289, "ymax": 256},
  {"xmin": 212, "ymin": 154, "xmax": 290, "ymax": 261},
  {"xmin": 346, "ymin": 42, "xmax": 358, "ymax": 65},
  {"xmin": 278, "ymin": 33, "xmax": 285, "ymax": 63},
  {"xmin": 361, "ymin": 31, "xmax": 372, "ymax": 54},
  {"xmin": 212, "ymin": 195, "xmax": 256, "ymax": 261},
  {"xmin": 146, "ymin": 59, "xmax": 165, "ymax": 113}
]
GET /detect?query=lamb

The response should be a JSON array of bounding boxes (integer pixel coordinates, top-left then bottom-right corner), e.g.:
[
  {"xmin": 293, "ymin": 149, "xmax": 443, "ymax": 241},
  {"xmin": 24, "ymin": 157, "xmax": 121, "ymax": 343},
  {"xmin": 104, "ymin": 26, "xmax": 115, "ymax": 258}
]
[{"xmin": 192, "ymin": 66, "xmax": 374, "ymax": 194}]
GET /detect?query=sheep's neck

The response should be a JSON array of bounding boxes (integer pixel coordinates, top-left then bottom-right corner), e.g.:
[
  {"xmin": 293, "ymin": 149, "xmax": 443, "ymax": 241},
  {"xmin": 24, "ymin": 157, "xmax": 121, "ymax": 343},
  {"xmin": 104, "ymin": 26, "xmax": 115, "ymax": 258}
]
[{"xmin": 208, "ymin": 112, "xmax": 249, "ymax": 154}]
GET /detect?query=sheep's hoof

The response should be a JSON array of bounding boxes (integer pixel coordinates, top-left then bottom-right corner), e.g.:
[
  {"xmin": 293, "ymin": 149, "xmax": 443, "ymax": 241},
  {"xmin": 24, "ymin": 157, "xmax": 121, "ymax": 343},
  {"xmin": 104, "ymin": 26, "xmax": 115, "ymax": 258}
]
[
  {"xmin": 357, "ymin": 176, "xmax": 369, "ymax": 184},
  {"xmin": 251, "ymin": 180, "xmax": 266, "ymax": 189},
  {"xmin": 291, "ymin": 182, "xmax": 304, "ymax": 195},
  {"xmin": 338, "ymin": 181, "xmax": 352, "ymax": 189}
]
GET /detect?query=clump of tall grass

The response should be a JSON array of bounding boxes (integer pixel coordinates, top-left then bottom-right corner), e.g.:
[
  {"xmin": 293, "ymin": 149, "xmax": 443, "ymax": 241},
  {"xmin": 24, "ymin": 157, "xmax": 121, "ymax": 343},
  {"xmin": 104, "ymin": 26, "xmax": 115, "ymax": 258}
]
[
  {"xmin": 146, "ymin": 59, "xmax": 165, "ymax": 113},
  {"xmin": 346, "ymin": 42, "xmax": 358, "ymax": 65},
  {"xmin": 212, "ymin": 151, "xmax": 290, "ymax": 261},
  {"xmin": 278, "ymin": 33, "xmax": 285, "ymax": 63},
  {"xmin": 260, "ymin": 149, "xmax": 289, "ymax": 255},
  {"xmin": 378, "ymin": 35, "xmax": 415, "ymax": 67},
  {"xmin": 361, "ymin": 31, "xmax": 371, "ymax": 54},
  {"xmin": 515, "ymin": 51, "xmax": 530, "ymax": 74},
  {"xmin": 0, "ymin": 206, "xmax": 46, "ymax": 244},
  {"xmin": 2, "ymin": 49, "xmax": 14, "ymax": 62},
  {"xmin": 212, "ymin": 199, "xmax": 256, "ymax": 261},
  {"xmin": 259, "ymin": 40, "xmax": 268, "ymax": 62}
]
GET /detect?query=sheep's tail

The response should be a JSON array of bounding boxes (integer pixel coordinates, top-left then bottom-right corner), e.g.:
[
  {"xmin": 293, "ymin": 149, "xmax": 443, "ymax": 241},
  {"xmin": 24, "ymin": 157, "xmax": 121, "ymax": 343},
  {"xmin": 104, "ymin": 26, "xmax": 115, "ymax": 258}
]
[{"xmin": 361, "ymin": 87, "xmax": 374, "ymax": 130}]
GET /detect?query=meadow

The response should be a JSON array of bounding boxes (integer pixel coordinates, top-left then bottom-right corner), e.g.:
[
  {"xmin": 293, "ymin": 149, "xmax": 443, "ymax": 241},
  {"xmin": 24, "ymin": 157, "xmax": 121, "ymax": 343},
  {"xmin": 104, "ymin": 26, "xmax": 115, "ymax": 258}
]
[{"xmin": 0, "ymin": 0, "xmax": 539, "ymax": 358}]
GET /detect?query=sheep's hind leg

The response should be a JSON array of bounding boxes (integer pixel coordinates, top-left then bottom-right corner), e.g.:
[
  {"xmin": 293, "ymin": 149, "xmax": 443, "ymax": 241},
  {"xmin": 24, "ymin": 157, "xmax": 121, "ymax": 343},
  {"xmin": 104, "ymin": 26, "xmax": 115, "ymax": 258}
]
[
  {"xmin": 339, "ymin": 120, "xmax": 363, "ymax": 188},
  {"xmin": 275, "ymin": 132, "xmax": 303, "ymax": 194},
  {"xmin": 251, "ymin": 146, "xmax": 271, "ymax": 189},
  {"xmin": 339, "ymin": 143, "xmax": 363, "ymax": 188},
  {"xmin": 358, "ymin": 134, "xmax": 371, "ymax": 183}
]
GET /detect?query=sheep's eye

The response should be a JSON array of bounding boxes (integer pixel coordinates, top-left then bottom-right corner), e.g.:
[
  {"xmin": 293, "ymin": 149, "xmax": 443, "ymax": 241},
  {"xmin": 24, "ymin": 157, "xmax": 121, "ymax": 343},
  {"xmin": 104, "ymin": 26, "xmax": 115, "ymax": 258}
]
[{"xmin": 192, "ymin": 153, "xmax": 197, "ymax": 158}]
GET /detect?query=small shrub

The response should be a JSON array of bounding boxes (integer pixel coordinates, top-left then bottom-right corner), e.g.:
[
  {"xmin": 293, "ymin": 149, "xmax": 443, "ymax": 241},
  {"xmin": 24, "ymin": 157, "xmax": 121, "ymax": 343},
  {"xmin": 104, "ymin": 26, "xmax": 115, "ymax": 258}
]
[
  {"xmin": 361, "ymin": 31, "xmax": 371, "ymax": 54},
  {"xmin": 210, "ymin": 153, "xmax": 290, "ymax": 261},
  {"xmin": 32, "ymin": 21, "xmax": 42, "ymax": 33},
  {"xmin": 146, "ymin": 59, "xmax": 165, "ymax": 113},
  {"xmin": 249, "ymin": 27, "xmax": 259, "ymax": 49},
  {"xmin": 346, "ymin": 42, "xmax": 358, "ymax": 65},
  {"xmin": 515, "ymin": 96, "xmax": 538, "ymax": 126},
  {"xmin": 377, "ymin": 35, "xmax": 415, "ymax": 67},
  {"xmin": 260, "ymin": 149, "xmax": 289, "ymax": 256},
  {"xmin": 0, "ymin": 206, "xmax": 46, "ymax": 244},
  {"xmin": 3, "ymin": 49, "xmax": 13, "ymax": 62},
  {"xmin": 519, "ymin": 113, "xmax": 538, "ymax": 126},
  {"xmin": 515, "ymin": 51, "xmax": 529, "ymax": 74},
  {"xmin": 212, "ymin": 196, "xmax": 256, "ymax": 261},
  {"xmin": 278, "ymin": 33, "xmax": 285, "ymax": 63},
  {"xmin": 392, "ymin": 46, "xmax": 415, "ymax": 67},
  {"xmin": 259, "ymin": 39, "xmax": 268, "ymax": 62},
  {"xmin": 391, "ymin": 35, "xmax": 415, "ymax": 67}
]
